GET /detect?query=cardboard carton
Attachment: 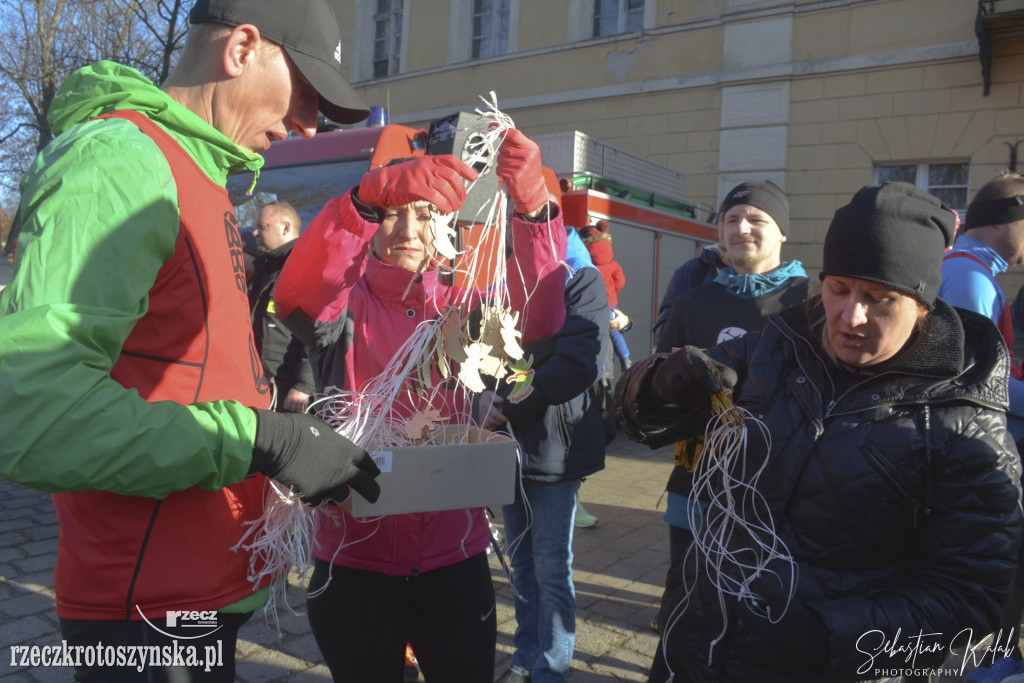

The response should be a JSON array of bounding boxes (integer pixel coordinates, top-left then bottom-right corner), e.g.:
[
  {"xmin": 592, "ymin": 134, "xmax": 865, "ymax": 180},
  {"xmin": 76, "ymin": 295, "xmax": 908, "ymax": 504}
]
[{"xmin": 349, "ymin": 426, "xmax": 519, "ymax": 517}]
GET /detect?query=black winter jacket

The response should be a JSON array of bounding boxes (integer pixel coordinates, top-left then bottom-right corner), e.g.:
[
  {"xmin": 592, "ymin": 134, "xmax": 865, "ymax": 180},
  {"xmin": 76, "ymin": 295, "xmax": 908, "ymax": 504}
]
[
  {"xmin": 248, "ymin": 241, "xmax": 315, "ymax": 397},
  {"xmin": 629, "ymin": 297, "xmax": 1023, "ymax": 682},
  {"xmin": 497, "ymin": 265, "xmax": 609, "ymax": 483}
]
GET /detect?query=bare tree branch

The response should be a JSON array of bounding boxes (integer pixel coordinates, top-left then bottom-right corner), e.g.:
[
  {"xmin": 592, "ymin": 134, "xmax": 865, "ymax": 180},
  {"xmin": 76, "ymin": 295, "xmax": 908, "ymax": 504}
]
[
  {"xmin": 0, "ymin": 122, "xmax": 32, "ymax": 146},
  {"xmin": 0, "ymin": 0, "xmax": 188, "ymax": 205}
]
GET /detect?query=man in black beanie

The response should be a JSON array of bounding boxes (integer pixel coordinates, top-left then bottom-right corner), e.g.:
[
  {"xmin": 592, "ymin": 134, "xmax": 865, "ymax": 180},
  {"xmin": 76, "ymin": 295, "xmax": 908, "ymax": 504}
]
[
  {"xmin": 648, "ymin": 179, "xmax": 790, "ymax": 347},
  {"xmin": 650, "ymin": 179, "xmax": 810, "ymax": 597},
  {"xmin": 658, "ymin": 179, "xmax": 806, "ymax": 351}
]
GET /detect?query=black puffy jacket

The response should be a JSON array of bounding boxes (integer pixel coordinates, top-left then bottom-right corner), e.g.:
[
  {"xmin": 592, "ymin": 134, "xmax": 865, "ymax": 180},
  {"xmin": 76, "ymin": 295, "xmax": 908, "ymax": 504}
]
[{"xmin": 626, "ymin": 297, "xmax": 1023, "ymax": 682}]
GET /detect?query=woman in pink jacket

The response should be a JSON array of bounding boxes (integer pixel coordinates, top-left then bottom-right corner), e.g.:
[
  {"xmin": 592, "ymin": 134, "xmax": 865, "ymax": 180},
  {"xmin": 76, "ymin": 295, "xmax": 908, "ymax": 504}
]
[{"xmin": 274, "ymin": 129, "xmax": 566, "ymax": 683}]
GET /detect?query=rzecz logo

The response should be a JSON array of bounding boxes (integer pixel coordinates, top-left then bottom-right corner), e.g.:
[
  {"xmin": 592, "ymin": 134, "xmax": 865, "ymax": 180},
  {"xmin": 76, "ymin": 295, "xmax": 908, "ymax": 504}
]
[
  {"xmin": 137, "ymin": 606, "xmax": 223, "ymax": 640},
  {"xmin": 223, "ymin": 211, "xmax": 247, "ymax": 294}
]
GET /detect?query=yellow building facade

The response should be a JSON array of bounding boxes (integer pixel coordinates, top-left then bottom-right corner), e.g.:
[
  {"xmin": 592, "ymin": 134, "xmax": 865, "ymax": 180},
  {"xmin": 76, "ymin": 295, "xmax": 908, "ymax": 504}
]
[{"xmin": 332, "ymin": 0, "xmax": 1024, "ymax": 288}]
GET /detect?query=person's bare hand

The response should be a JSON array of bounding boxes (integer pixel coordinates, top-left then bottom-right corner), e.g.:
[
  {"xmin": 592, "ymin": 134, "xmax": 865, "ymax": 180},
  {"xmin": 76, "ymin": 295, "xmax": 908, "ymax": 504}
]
[
  {"xmin": 479, "ymin": 390, "xmax": 508, "ymax": 431},
  {"xmin": 283, "ymin": 388, "xmax": 310, "ymax": 413}
]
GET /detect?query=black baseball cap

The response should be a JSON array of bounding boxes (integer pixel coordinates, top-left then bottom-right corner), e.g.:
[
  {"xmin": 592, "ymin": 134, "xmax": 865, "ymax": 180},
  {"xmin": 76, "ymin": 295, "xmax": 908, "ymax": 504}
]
[{"xmin": 189, "ymin": 0, "xmax": 371, "ymax": 124}]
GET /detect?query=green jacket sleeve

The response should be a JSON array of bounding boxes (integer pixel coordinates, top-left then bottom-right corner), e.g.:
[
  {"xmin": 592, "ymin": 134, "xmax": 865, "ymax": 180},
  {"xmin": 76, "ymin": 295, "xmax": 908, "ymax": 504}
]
[{"xmin": 0, "ymin": 117, "xmax": 256, "ymax": 498}]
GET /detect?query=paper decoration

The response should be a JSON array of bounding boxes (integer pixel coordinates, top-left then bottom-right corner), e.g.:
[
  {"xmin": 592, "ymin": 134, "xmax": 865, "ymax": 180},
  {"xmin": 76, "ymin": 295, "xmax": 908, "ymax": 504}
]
[
  {"xmin": 404, "ymin": 408, "xmax": 449, "ymax": 441},
  {"xmin": 480, "ymin": 305, "xmax": 524, "ymax": 360},
  {"xmin": 441, "ymin": 306, "xmax": 470, "ymax": 364},
  {"xmin": 430, "ymin": 212, "xmax": 458, "ymax": 260},
  {"xmin": 457, "ymin": 341, "xmax": 495, "ymax": 393},
  {"xmin": 505, "ymin": 354, "xmax": 535, "ymax": 403}
]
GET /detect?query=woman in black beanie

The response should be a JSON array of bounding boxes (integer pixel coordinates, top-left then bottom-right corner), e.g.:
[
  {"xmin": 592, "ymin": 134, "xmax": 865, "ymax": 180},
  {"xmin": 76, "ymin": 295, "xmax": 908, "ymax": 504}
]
[{"xmin": 617, "ymin": 182, "xmax": 1023, "ymax": 682}]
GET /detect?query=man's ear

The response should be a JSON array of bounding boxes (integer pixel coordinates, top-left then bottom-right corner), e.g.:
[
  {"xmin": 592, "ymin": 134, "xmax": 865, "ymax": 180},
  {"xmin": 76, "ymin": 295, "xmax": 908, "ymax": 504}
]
[{"xmin": 222, "ymin": 24, "xmax": 261, "ymax": 78}]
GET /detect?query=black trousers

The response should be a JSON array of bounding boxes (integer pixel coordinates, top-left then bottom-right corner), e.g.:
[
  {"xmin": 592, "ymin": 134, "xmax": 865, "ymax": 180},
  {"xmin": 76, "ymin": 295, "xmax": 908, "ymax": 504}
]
[
  {"xmin": 306, "ymin": 552, "xmax": 496, "ymax": 683},
  {"xmin": 649, "ymin": 545, "xmax": 690, "ymax": 683},
  {"xmin": 59, "ymin": 612, "xmax": 250, "ymax": 682}
]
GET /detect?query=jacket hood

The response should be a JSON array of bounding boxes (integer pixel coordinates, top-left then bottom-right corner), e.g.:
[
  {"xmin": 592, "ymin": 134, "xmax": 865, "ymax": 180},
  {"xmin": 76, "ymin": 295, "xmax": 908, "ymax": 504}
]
[
  {"xmin": 585, "ymin": 239, "xmax": 614, "ymax": 265},
  {"xmin": 565, "ymin": 227, "xmax": 596, "ymax": 278},
  {"xmin": 776, "ymin": 296, "xmax": 1010, "ymax": 412},
  {"xmin": 47, "ymin": 61, "xmax": 263, "ymax": 185}
]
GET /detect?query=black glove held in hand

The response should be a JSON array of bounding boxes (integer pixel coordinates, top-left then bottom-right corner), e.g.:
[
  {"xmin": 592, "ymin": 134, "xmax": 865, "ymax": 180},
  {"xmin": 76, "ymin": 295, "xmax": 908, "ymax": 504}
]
[
  {"xmin": 651, "ymin": 346, "xmax": 738, "ymax": 407},
  {"xmin": 250, "ymin": 409, "xmax": 381, "ymax": 506}
]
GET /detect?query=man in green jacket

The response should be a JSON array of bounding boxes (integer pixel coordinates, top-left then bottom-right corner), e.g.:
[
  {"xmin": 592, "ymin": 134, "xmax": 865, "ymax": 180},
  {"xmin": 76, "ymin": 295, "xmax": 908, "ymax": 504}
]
[{"xmin": 0, "ymin": 0, "xmax": 390, "ymax": 679}]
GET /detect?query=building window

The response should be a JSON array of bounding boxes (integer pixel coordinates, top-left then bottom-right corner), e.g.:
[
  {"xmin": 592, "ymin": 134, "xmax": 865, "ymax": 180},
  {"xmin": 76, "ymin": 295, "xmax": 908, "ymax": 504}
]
[
  {"xmin": 373, "ymin": 0, "xmax": 403, "ymax": 78},
  {"xmin": 593, "ymin": 0, "xmax": 644, "ymax": 37},
  {"xmin": 472, "ymin": 0, "xmax": 510, "ymax": 58},
  {"xmin": 876, "ymin": 161, "xmax": 969, "ymax": 217}
]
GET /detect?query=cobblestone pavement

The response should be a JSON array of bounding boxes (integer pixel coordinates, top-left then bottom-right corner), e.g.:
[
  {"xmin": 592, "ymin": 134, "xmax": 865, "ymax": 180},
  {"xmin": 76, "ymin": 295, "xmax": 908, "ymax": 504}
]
[{"xmin": 1, "ymin": 433, "xmax": 673, "ymax": 681}]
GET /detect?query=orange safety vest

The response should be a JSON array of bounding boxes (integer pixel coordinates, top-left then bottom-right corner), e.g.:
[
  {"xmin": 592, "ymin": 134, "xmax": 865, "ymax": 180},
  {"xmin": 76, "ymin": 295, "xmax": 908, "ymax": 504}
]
[{"xmin": 52, "ymin": 110, "xmax": 273, "ymax": 621}]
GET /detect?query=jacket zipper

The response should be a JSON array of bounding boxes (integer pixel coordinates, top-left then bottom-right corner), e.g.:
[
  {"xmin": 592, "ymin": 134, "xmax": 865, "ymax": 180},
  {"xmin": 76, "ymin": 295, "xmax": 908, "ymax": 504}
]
[{"xmin": 863, "ymin": 445, "xmax": 922, "ymax": 528}]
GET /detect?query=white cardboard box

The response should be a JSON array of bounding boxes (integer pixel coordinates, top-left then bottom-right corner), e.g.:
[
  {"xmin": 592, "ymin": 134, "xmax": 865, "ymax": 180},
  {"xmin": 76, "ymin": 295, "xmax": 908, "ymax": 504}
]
[{"xmin": 349, "ymin": 426, "xmax": 519, "ymax": 517}]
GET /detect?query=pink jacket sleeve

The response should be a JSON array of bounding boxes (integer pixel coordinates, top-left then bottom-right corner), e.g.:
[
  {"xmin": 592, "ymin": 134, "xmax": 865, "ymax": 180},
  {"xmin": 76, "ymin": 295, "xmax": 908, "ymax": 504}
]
[
  {"xmin": 506, "ymin": 212, "xmax": 567, "ymax": 342},
  {"xmin": 274, "ymin": 190, "xmax": 376, "ymax": 326}
]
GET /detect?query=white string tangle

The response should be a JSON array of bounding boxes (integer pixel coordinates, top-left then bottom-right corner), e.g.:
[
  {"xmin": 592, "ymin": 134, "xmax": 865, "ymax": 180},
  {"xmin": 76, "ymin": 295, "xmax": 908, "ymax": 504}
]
[
  {"xmin": 235, "ymin": 91, "xmax": 561, "ymax": 628},
  {"xmin": 435, "ymin": 90, "xmax": 570, "ymax": 314},
  {"xmin": 231, "ymin": 478, "xmax": 319, "ymax": 634},
  {"xmin": 233, "ymin": 320, "xmax": 464, "ymax": 632},
  {"xmin": 658, "ymin": 399, "xmax": 796, "ymax": 676},
  {"xmin": 494, "ymin": 421, "xmax": 529, "ymax": 603},
  {"xmin": 476, "ymin": 91, "xmax": 571, "ymax": 314}
]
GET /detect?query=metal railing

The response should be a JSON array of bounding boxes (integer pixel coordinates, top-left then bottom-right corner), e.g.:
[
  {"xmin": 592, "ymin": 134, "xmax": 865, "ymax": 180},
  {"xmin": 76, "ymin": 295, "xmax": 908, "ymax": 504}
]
[{"xmin": 532, "ymin": 131, "xmax": 687, "ymax": 203}]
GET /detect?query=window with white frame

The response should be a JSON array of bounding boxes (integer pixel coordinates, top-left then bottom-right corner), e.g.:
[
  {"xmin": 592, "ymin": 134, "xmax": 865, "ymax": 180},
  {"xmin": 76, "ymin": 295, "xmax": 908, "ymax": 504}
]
[
  {"xmin": 593, "ymin": 0, "xmax": 644, "ymax": 37},
  {"xmin": 372, "ymin": 0, "xmax": 403, "ymax": 78},
  {"xmin": 876, "ymin": 161, "xmax": 970, "ymax": 217},
  {"xmin": 472, "ymin": 0, "xmax": 511, "ymax": 58}
]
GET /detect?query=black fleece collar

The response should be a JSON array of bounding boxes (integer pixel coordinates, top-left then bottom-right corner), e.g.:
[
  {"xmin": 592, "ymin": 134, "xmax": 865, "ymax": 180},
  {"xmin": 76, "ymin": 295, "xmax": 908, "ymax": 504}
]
[
  {"xmin": 780, "ymin": 295, "xmax": 1009, "ymax": 410},
  {"xmin": 792, "ymin": 296, "xmax": 965, "ymax": 378}
]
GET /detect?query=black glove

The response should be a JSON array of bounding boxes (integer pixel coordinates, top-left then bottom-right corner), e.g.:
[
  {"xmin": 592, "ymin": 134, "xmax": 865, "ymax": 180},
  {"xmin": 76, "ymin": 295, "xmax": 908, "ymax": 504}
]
[
  {"xmin": 250, "ymin": 409, "xmax": 381, "ymax": 506},
  {"xmin": 651, "ymin": 346, "xmax": 738, "ymax": 407},
  {"xmin": 615, "ymin": 353, "xmax": 712, "ymax": 448}
]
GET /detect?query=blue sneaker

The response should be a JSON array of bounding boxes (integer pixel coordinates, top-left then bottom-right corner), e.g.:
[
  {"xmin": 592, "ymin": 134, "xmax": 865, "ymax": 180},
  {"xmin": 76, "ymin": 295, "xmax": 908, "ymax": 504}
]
[{"xmin": 964, "ymin": 656, "xmax": 1024, "ymax": 683}]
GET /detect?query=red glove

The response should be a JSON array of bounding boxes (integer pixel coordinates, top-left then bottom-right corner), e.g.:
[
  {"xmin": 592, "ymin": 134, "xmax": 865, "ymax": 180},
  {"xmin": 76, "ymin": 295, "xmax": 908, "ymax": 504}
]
[
  {"xmin": 356, "ymin": 155, "xmax": 479, "ymax": 214},
  {"xmin": 496, "ymin": 128, "xmax": 548, "ymax": 215}
]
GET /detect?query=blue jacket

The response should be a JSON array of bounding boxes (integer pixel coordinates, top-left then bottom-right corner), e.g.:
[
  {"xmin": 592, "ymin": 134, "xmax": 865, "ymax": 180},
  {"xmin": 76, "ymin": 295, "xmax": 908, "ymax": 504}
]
[
  {"xmin": 940, "ymin": 234, "xmax": 1024, "ymax": 418},
  {"xmin": 497, "ymin": 239, "xmax": 609, "ymax": 482}
]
